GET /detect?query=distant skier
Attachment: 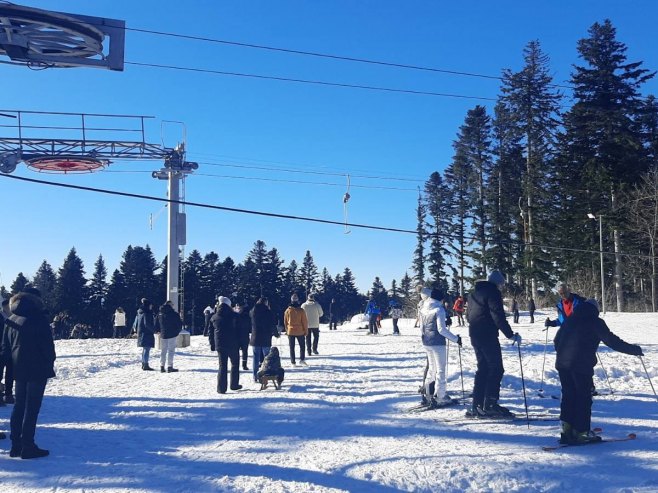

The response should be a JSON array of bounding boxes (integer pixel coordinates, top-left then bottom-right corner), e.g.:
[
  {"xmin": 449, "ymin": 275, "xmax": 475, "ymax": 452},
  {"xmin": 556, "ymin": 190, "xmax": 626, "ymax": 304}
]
[
  {"xmin": 554, "ymin": 298, "xmax": 642, "ymax": 444},
  {"xmin": 389, "ymin": 300, "xmax": 403, "ymax": 335},
  {"xmin": 364, "ymin": 296, "xmax": 380, "ymax": 335},
  {"xmin": 466, "ymin": 270, "xmax": 521, "ymax": 418},
  {"xmin": 545, "ymin": 283, "xmax": 586, "ymax": 328},
  {"xmin": 527, "ymin": 298, "xmax": 536, "ymax": 324},
  {"xmin": 512, "ymin": 298, "xmax": 520, "ymax": 324},
  {"xmin": 419, "ymin": 288, "xmax": 461, "ymax": 408},
  {"xmin": 452, "ymin": 295, "xmax": 466, "ymax": 327}
]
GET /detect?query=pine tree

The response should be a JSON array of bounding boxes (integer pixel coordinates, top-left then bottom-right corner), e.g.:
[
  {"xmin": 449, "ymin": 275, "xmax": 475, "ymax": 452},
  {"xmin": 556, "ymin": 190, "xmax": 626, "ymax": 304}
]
[
  {"xmin": 55, "ymin": 248, "xmax": 87, "ymax": 323},
  {"xmin": 424, "ymin": 172, "xmax": 452, "ymax": 292},
  {"xmin": 87, "ymin": 255, "xmax": 109, "ymax": 334},
  {"xmin": 120, "ymin": 245, "xmax": 160, "ymax": 312},
  {"xmin": 10, "ymin": 272, "xmax": 29, "ymax": 294},
  {"xmin": 399, "ymin": 272, "xmax": 414, "ymax": 315},
  {"xmin": 299, "ymin": 250, "xmax": 319, "ymax": 297},
  {"xmin": 500, "ymin": 40, "xmax": 562, "ymax": 299},
  {"xmin": 32, "ymin": 260, "xmax": 57, "ymax": 315},
  {"xmin": 182, "ymin": 250, "xmax": 204, "ymax": 328},
  {"xmin": 412, "ymin": 192, "xmax": 426, "ymax": 286}
]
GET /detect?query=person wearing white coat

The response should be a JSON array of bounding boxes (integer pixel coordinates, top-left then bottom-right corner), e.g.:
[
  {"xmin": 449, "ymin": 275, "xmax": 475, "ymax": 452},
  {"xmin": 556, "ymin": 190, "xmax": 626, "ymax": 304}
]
[
  {"xmin": 419, "ymin": 287, "xmax": 461, "ymax": 408},
  {"xmin": 301, "ymin": 294, "xmax": 324, "ymax": 356}
]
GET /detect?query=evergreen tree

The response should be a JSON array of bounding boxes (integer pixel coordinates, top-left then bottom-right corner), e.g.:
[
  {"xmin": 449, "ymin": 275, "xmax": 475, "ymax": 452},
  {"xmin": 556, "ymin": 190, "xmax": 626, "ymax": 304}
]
[
  {"xmin": 32, "ymin": 260, "xmax": 57, "ymax": 315},
  {"xmin": 299, "ymin": 250, "xmax": 319, "ymax": 297},
  {"xmin": 369, "ymin": 277, "xmax": 388, "ymax": 315},
  {"xmin": 399, "ymin": 272, "xmax": 414, "ymax": 315},
  {"xmin": 106, "ymin": 269, "xmax": 131, "ymax": 321},
  {"xmin": 182, "ymin": 249, "xmax": 204, "ymax": 328},
  {"xmin": 412, "ymin": 192, "xmax": 426, "ymax": 285},
  {"xmin": 10, "ymin": 272, "xmax": 29, "ymax": 294},
  {"xmin": 424, "ymin": 172, "xmax": 452, "ymax": 292},
  {"xmin": 120, "ymin": 245, "xmax": 159, "ymax": 312},
  {"xmin": 55, "ymin": 248, "xmax": 87, "ymax": 323},
  {"xmin": 338, "ymin": 267, "xmax": 363, "ymax": 319},
  {"xmin": 87, "ymin": 255, "xmax": 109, "ymax": 334},
  {"xmin": 500, "ymin": 40, "xmax": 562, "ymax": 299}
]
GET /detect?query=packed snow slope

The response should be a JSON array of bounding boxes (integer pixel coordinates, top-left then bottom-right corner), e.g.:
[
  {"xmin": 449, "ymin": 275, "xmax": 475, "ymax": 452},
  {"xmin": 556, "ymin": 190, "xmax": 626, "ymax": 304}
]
[{"xmin": 1, "ymin": 309, "xmax": 658, "ymax": 492}]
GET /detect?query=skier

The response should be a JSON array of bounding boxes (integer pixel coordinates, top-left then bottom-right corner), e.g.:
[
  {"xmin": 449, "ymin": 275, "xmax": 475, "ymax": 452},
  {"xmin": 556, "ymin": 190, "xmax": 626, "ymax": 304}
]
[
  {"xmin": 419, "ymin": 288, "xmax": 461, "ymax": 408},
  {"xmin": 364, "ymin": 296, "xmax": 380, "ymax": 335},
  {"xmin": 554, "ymin": 298, "xmax": 642, "ymax": 444},
  {"xmin": 466, "ymin": 270, "xmax": 521, "ymax": 418},
  {"xmin": 284, "ymin": 293, "xmax": 308, "ymax": 366},
  {"xmin": 389, "ymin": 300, "xmax": 403, "ymax": 335},
  {"xmin": 545, "ymin": 283, "xmax": 586, "ymax": 328},
  {"xmin": 528, "ymin": 298, "xmax": 536, "ymax": 324},
  {"xmin": 512, "ymin": 298, "xmax": 520, "ymax": 324},
  {"xmin": 452, "ymin": 295, "xmax": 466, "ymax": 327}
]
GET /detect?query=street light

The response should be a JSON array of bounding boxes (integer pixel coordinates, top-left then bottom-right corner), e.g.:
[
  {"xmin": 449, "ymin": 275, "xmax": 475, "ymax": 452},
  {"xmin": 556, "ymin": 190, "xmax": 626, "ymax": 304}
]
[{"xmin": 588, "ymin": 213, "xmax": 606, "ymax": 314}]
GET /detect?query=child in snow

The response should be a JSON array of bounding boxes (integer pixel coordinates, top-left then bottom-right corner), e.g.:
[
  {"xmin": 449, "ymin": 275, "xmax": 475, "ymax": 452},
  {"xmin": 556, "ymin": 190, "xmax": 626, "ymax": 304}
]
[
  {"xmin": 554, "ymin": 298, "xmax": 643, "ymax": 444},
  {"xmin": 257, "ymin": 346, "xmax": 285, "ymax": 387},
  {"xmin": 419, "ymin": 287, "xmax": 461, "ymax": 408}
]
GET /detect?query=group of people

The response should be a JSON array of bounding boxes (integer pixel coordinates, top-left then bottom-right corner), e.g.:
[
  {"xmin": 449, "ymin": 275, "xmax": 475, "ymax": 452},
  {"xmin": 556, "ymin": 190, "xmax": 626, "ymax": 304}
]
[
  {"xmin": 132, "ymin": 298, "xmax": 183, "ymax": 373},
  {"xmin": 416, "ymin": 272, "xmax": 644, "ymax": 445}
]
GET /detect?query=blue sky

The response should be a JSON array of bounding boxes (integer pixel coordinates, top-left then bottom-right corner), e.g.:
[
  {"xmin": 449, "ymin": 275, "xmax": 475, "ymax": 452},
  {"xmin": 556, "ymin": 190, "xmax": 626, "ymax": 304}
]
[{"xmin": 2, "ymin": 0, "xmax": 658, "ymax": 293}]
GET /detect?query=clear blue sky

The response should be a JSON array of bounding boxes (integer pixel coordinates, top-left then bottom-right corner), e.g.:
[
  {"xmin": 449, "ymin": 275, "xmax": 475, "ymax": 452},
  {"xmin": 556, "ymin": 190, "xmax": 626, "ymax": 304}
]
[{"xmin": 2, "ymin": 0, "xmax": 658, "ymax": 293}]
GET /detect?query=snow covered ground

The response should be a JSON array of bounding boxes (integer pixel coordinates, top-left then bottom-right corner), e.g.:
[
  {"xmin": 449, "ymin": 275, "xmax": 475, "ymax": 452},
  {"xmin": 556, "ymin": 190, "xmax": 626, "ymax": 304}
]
[{"xmin": 1, "ymin": 309, "xmax": 658, "ymax": 492}]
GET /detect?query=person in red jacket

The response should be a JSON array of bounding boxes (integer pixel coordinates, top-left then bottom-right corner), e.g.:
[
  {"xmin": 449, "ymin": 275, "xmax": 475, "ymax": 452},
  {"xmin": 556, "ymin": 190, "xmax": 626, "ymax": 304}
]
[{"xmin": 452, "ymin": 296, "xmax": 466, "ymax": 327}]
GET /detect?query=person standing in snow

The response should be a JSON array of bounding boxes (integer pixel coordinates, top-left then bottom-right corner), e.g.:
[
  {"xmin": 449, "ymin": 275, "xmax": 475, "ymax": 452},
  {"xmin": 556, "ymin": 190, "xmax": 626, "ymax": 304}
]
[
  {"xmin": 528, "ymin": 298, "xmax": 536, "ymax": 324},
  {"xmin": 1, "ymin": 297, "xmax": 15, "ymax": 404},
  {"xmin": 134, "ymin": 298, "xmax": 156, "ymax": 371},
  {"xmin": 512, "ymin": 298, "xmax": 520, "ymax": 324},
  {"xmin": 284, "ymin": 293, "xmax": 308, "ymax": 366},
  {"xmin": 234, "ymin": 301, "xmax": 251, "ymax": 370},
  {"xmin": 466, "ymin": 270, "xmax": 521, "ymax": 418},
  {"xmin": 554, "ymin": 298, "xmax": 642, "ymax": 444},
  {"xmin": 203, "ymin": 304, "xmax": 214, "ymax": 337},
  {"xmin": 389, "ymin": 300, "xmax": 403, "ymax": 335},
  {"xmin": 1, "ymin": 287, "xmax": 55, "ymax": 459},
  {"xmin": 328, "ymin": 298, "xmax": 338, "ymax": 330},
  {"xmin": 419, "ymin": 288, "xmax": 461, "ymax": 408},
  {"xmin": 545, "ymin": 283, "xmax": 586, "ymax": 328},
  {"xmin": 210, "ymin": 296, "xmax": 242, "ymax": 393},
  {"xmin": 302, "ymin": 293, "xmax": 323, "ymax": 356},
  {"xmin": 364, "ymin": 296, "xmax": 380, "ymax": 335},
  {"xmin": 453, "ymin": 296, "xmax": 466, "ymax": 327},
  {"xmin": 249, "ymin": 297, "xmax": 280, "ymax": 383},
  {"xmin": 112, "ymin": 307, "xmax": 127, "ymax": 339},
  {"xmin": 154, "ymin": 301, "xmax": 182, "ymax": 373}
]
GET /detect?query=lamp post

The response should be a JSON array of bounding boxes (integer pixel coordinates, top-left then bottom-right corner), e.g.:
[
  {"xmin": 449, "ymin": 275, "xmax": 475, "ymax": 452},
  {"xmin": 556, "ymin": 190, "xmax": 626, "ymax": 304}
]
[{"xmin": 588, "ymin": 213, "xmax": 606, "ymax": 314}]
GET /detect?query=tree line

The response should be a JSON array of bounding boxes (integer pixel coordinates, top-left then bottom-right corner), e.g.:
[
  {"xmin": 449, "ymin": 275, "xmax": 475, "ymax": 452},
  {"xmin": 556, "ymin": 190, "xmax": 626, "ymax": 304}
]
[{"xmin": 414, "ymin": 20, "xmax": 658, "ymax": 312}]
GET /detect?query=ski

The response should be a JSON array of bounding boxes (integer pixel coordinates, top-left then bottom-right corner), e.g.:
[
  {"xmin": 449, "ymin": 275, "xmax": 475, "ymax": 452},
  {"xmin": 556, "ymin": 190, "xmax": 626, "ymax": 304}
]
[
  {"xmin": 437, "ymin": 413, "xmax": 560, "ymax": 424},
  {"xmin": 407, "ymin": 398, "xmax": 464, "ymax": 413},
  {"xmin": 542, "ymin": 433, "xmax": 636, "ymax": 451}
]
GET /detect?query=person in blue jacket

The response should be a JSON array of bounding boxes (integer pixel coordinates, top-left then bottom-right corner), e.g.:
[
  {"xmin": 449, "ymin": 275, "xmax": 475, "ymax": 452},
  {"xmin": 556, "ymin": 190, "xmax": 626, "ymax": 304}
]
[{"xmin": 364, "ymin": 296, "xmax": 381, "ymax": 335}]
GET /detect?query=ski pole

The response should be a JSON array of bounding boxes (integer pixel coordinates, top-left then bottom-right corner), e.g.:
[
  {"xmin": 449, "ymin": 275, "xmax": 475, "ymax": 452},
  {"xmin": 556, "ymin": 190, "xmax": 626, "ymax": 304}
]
[
  {"xmin": 458, "ymin": 342, "xmax": 465, "ymax": 399},
  {"xmin": 639, "ymin": 355, "xmax": 658, "ymax": 406},
  {"xmin": 516, "ymin": 341, "xmax": 530, "ymax": 428},
  {"xmin": 596, "ymin": 352, "xmax": 614, "ymax": 394},
  {"xmin": 446, "ymin": 339, "xmax": 450, "ymax": 376},
  {"xmin": 539, "ymin": 326, "xmax": 549, "ymax": 395}
]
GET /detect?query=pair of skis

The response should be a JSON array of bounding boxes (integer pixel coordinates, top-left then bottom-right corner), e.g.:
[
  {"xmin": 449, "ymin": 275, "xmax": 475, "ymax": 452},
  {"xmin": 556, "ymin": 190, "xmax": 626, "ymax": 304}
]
[{"xmin": 542, "ymin": 428, "xmax": 637, "ymax": 451}]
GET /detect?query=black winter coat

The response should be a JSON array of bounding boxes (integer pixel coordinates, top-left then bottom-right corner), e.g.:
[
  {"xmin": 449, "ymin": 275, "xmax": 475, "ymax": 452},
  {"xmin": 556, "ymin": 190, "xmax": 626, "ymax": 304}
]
[
  {"xmin": 210, "ymin": 304, "xmax": 238, "ymax": 352},
  {"xmin": 134, "ymin": 306, "xmax": 155, "ymax": 348},
  {"xmin": 2, "ymin": 292, "xmax": 56, "ymax": 381},
  {"xmin": 467, "ymin": 280, "xmax": 514, "ymax": 343},
  {"xmin": 236, "ymin": 308, "xmax": 251, "ymax": 346},
  {"xmin": 554, "ymin": 302, "xmax": 641, "ymax": 375},
  {"xmin": 154, "ymin": 304, "xmax": 183, "ymax": 339},
  {"xmin": 249, "ymin": 303, "xmax": 278, "ymax": 347}
]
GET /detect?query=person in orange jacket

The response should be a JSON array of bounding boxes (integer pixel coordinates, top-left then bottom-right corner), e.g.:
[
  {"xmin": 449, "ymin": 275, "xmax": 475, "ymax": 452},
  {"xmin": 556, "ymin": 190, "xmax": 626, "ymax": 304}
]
[
  {"xmin": 284, "ymin": 293, "xmax": 308, "ymax": 366},
  {"xmin": 453, "ymin": 296, "xmax": 466, "ymax": 327}
]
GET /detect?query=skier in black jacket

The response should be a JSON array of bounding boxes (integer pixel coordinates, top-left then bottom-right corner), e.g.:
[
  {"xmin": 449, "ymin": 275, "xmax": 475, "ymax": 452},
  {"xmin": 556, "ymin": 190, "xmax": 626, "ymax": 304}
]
[
  {"xmin": 466, "ymin": 270, "xmax": 521, "ymax": 418},
  {"xmin": 554, "ymin": 299, "xmax": 642, "ymax": 444}
]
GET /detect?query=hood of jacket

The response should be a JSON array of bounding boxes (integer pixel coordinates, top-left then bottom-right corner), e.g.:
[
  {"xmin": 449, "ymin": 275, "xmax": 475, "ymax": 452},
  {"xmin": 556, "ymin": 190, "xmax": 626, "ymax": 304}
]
[{"xmin": 9, "ymin": 292, "xmax": 44, "ymax": 318}]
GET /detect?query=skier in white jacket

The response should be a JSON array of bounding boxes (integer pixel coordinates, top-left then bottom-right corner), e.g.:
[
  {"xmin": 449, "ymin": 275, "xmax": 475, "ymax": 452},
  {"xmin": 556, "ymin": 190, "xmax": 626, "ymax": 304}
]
[{"xmin": 419, "ymin": 287, "xmax": 461, "ymax": 408}]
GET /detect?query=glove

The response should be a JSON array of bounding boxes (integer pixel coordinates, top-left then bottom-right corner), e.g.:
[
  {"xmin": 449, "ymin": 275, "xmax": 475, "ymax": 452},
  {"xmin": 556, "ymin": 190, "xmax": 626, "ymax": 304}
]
[
  {"xmin": 544, "ymin": 318, "xmax": 551, "ymax": 328},
  {"xmin": 511, "ymin": 333, "xmax": 522, "ymax": 345},
  {"xmin": 456, "ymin": 335, "xmax": 463, "ymax": 347},
  {"xmin": 634, "ymin": 345, "xmax": 644, "ymax": 357}
]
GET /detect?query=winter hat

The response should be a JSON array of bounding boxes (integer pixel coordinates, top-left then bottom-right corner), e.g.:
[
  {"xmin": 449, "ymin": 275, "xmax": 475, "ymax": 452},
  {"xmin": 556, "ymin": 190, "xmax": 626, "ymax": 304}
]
[
  {"xmin": 586, "ymin": 298, "xmax": 600, "ymax": 312},
  {"xmin": 291, "ymin": 293, "xmax": 299, "ymax": 303},
  {"xmin": 22, "ymin": 286, "xmax": 41, "ymax": 297},
  {"xmin": 487, "ymin": 270, "xmax": 506, "ymax": 287},
  {"xmin": 218, "ymin": 296, "xmax": 232, "ymax": 307},
  {"xmin": 419, "ymin": 287, "xmax": 432, "ymax": 300},
  {"xmin": 430, "ymin": 288, "xmax": 444, "ymax": 301}
]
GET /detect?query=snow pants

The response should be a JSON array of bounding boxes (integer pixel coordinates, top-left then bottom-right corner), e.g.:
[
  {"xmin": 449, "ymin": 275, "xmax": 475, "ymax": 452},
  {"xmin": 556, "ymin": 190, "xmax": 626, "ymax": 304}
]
[
  {"xmin": 471, "ymin": 338, "xmax": 504, "ymax": 408},
  {"xmin": 424, "ymin": 344, "xmax": 448, "ymax": 398},
  {"xmin": 217, "ymin": 348, "xmax": 240, "ymax": 393},
  {"xmin": 392, "ymin": 318, "xmax": 400, "ymax": 334},
  {"xmin": 558, "ymin": 369, "xmax": 593, "ymax": 432},
  {"xmin": 10, "ymin": 379, "xmax": 46, "ymax": 449}
]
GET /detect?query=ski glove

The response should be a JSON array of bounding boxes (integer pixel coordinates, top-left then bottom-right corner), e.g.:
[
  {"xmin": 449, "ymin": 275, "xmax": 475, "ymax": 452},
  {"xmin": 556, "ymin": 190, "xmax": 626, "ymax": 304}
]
[
  {"xmin": 456, "ymin": 335, "xmax": 463, "ymax": 347},
  {"xmin": 544, "ymin": 318, "xmax": 551, "ymax": 328},
  {"xmin": 510, "ymin": 333, "xmax": 522, "ymax": 345},
  {"xmin": 632, "ymin": 345, "xmax": 644, "ymax": 357}
]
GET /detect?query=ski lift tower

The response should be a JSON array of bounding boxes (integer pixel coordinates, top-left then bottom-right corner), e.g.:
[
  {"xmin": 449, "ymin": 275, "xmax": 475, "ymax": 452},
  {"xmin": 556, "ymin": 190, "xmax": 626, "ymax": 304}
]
[{"xmin": 0, "ymin": 4, "xmax": 198, "ymax": 312}]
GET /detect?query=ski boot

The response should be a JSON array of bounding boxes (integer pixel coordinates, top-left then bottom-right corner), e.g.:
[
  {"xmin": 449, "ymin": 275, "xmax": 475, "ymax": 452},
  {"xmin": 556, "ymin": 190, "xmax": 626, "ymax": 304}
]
[
  {"xmin": 483, "ymin": 398, "xmax": 514, "ymax": 418},
  {"xmin": 559, "ymin": 421, "xmax": 574, "ymax": 444},
  {"xmin": 574, "ymin": 430, "xmax": 602, "ymax": 445}
]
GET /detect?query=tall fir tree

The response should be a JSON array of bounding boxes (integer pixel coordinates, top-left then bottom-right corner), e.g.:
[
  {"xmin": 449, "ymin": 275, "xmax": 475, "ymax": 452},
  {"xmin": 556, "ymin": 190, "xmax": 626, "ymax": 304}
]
[
  {"xmin": 10, "ymin": 272, "xmax": 30, "ymax": 294},
  {"xmin": 32, "ymin": 260, "xmax": 57, "ymax": 315},
  {"xmin": 299, "ymin": 250, "xmax": 319, "ymax": 298},
  {"xmin": 424, "ymin": 171, "xmax": 452, "ymax": 292},
  {"xmin": 412, "ymin": 191, "xmax": 426, "ymax": 286},
  {"xmin": 87, "ymin": 255, "xmax": 109, "ymax": 333},
  {"xmin": 55, "ymin": 248, "xmax": 87, "ymax": 323}
]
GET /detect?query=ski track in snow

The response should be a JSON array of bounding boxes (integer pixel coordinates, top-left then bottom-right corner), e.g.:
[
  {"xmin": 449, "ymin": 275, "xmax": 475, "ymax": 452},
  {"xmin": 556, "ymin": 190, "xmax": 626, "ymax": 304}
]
[{"xmin": 1, "ymin": 310, "xmax": 658, "ymax": 492}]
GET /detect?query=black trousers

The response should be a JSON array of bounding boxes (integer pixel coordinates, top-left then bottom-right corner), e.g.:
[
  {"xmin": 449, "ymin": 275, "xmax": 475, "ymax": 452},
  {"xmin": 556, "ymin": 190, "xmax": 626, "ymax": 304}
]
[
  {"xmin": 306, "ymin": 327, "xmax": 320, "ymax": 353},
  {"xmin": 288, "ymin": 335, "xmax": 305, "ymax": 363},
  {"xmin": 513, "ymin": 311, "xmax": 519, "ymax": 324},
  {"xmin": 369, "ymin": 315, "xmax": 378, "ymax": 334},
  {"xmin": 558, "ymin": 369, "xmax": 593, "ymax": 432},
  {"xmin": 217, "ymin": 349, "xmax": 240, "ymax": 393},
  {"xmin": 113, "ymin": 326, "xmax": 128, "ymax": 338},
  {"xmin": 239, "ymin": 342, "xmax": 249, "ymax": 364},
  {"xmin": 529, "ymin": 311, "xmax": 535, "ymax": 323},
  {"xmin": 392, "ymin": 318, "xmax": 400, "ymax": 334},
  {"xmin": 10, "ymin": 379, "xmax": 47, "ymax": 448},
  {"xmin": 1, "ymin": 358, "xmax": 14, "ymax": 398},
  {"xmin": 471, "ymin": 339, "xmax": 505, "ymax": 408}
]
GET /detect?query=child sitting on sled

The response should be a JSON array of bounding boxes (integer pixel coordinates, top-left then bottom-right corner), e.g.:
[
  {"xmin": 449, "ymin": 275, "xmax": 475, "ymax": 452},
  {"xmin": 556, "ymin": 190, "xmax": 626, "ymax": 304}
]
[{"xmin": 257, "ymin": 347, "xmax": 285, "ymax": 389}]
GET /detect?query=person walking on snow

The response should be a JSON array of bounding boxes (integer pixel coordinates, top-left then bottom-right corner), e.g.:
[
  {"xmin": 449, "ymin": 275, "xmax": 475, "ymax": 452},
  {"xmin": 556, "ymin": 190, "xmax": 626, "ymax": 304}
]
[
  {"xmin": 389, "ymin": 300, "xmax": 403, "ymax": 335},
  {"xmin": 466, "ymin": 270, "xmax": 521, "ymax": 418},
  {"xmin": 364, "ymin": 296, "xmax": 380, "ymax": 335},
  {"xmin": 284, "ymin": 293, "xmax": 308, "ymax": 366},
  {"xmin": 419, "ymin": 288, "xmax": 461, "ymax": 408},
  {"xmin": 328, "ymin": 298, "xmax": 338, "ymax": 330},
  {"xmin": 528, "ymin": 298, "xmax": 536, "ymax": 324},
  {"xmin": 133, "ymin": 298, "xmax": 156, "ymax": 371},
  {"xmin": 554, "ymin": 298, "xmax": 642, "ymax": 444},
  {"xmin": 154, "ymin": 301, "xmax": 182, "ymax": 373},
  {"xmin": 452, "ymin": 296, "xmax": 466, "ymax": 327},
  {"xmin": 302, "ymin": 293, "xmax": 323, "ymax": 355}
]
